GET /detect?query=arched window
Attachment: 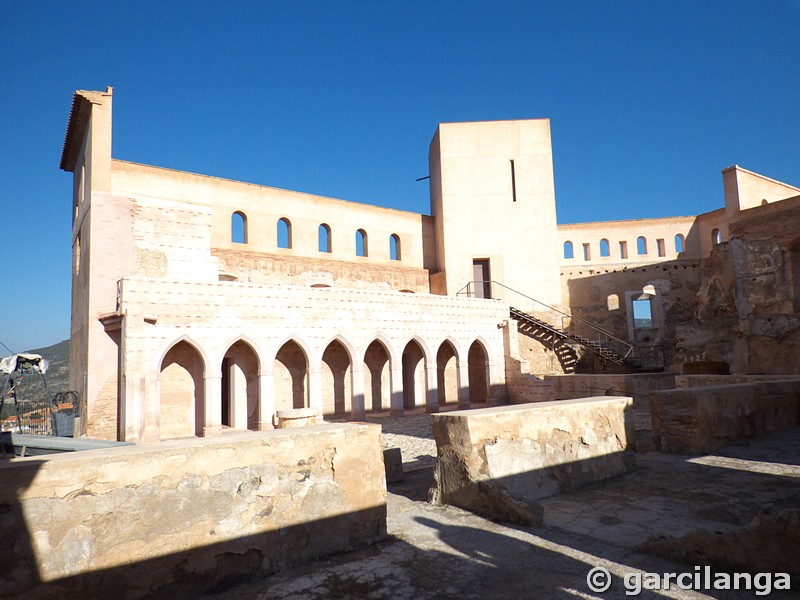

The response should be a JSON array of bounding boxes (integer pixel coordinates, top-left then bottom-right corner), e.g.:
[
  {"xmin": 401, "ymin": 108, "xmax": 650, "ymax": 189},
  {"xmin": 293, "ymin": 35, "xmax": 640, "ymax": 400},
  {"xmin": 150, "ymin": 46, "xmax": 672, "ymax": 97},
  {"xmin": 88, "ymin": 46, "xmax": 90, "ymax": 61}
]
[
  {"xmin": 637, "ymin": 236, "xmax": 647, "ymax": 255},
  {"xmin": 563, "ymin": 241, "xmax": 574, "ymax": 259},
  {"xmin": 356, "ymin": 229, "xmax": 368, "ymax": 257},
  {"xmin": 599, "ymin": 239, "xmax": 610, "ymax": 257},
  {"xmin": 231, "ymin": 211, "xmax": 247, "ymax": 244},
  {"xmin": 712, "ymin": 228, "xmax": 722, "ymax": 245},
  {"xmin": 277, "ymin": 218, "xmax": 292, "ymax": 249},
  {"xmin": 319, "ymin": 223, "xmax": 332, "ymax": 253},
  {"xmin": 674, "ymin": 233, "xmax": 685, "ymax": 253},
  {"xmin": 390, "ymin": 234, "xmax": 401, "ymax": 260}
]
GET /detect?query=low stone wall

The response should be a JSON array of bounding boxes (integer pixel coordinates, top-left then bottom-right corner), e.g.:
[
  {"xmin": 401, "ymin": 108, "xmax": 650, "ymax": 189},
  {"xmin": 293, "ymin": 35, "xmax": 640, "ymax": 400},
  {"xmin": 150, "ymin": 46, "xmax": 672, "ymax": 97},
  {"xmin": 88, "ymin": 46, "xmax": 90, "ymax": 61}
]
[
  {"xmin": 506, "ymin": 373, "xmax": 555, "ymax": 404},
  {"xmin": 674, "ymin": 374, "xmax": 800, "ymax": 388},
  {"xmin": 650, "ymin": 380, "xmax": 800, "ymax": 453},
  {"xmin": 544, "ymin": 373, "xmax": 677, "ymax": 411},
  {"xmin": 0, "ymin": 423, "xmax": 386, "ymax": 599},
  {"xmin": 431, "ymin": 397, "xmax": 635, "ymax": 525}
]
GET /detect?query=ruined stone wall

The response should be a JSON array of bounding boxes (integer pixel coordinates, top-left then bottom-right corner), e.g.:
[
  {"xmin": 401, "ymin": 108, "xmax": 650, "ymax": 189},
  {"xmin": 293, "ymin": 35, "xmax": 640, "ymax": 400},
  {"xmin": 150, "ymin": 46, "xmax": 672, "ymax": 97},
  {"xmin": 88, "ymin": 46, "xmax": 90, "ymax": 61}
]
[
  {"xmin": 650, "ymin": 380, "xmax": 800, "ymax": 453},
  {"xmin": 677, "ymin": 199, "xmax": 800, "ymax": 374},
  {"xmin": 675, "ymin": 374, "xmax": 800, "ymax": 388},
  {"xmin": 0, "ymin": 423, "xmax": 386, "ymax": 599},
  {"xmin": 561, "ymin": 259, "xmax": 703, "ymax": 370},
  {"xmin": 545, "ymin": 373, "xmax": 676, "ymax": 409},
  {"xmin": 431, "ymin": 397, "xmax": 635, "ymax": 525}
]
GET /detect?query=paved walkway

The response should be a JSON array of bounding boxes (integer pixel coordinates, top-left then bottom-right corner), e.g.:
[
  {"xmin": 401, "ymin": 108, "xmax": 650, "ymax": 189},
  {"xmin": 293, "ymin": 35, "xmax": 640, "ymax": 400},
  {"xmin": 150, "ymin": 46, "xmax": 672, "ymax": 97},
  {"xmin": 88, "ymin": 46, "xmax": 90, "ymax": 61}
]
[{"xmin": 218, "ymin": 418, "xmax": 799, "ymax": 599}]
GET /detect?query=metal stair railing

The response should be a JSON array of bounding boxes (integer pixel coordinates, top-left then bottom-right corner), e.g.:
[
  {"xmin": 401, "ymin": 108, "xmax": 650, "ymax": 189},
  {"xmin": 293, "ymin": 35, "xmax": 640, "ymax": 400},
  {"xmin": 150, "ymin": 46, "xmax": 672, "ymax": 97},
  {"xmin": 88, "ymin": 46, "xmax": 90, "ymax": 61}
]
[{"xmin": 456, "ymin": 280, "xmax": 634, "ymax": 362}]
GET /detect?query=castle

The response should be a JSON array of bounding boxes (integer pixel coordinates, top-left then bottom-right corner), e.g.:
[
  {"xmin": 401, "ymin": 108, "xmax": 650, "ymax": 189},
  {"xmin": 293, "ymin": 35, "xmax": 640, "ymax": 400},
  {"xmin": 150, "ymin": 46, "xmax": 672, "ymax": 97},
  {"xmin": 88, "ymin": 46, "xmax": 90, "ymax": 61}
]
[{"xmin": 61, "ymin": 87, "xmax": 800, "ymax": 443}]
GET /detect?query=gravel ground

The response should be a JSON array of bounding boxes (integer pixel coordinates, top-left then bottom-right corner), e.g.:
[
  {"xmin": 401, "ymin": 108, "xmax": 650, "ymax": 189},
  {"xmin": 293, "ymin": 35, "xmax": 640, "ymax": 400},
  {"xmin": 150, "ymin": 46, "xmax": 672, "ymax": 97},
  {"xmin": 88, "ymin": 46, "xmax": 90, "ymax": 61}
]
[{"xmin": 364, "ymin": 411, "xmax": 438, "ymax": 470}]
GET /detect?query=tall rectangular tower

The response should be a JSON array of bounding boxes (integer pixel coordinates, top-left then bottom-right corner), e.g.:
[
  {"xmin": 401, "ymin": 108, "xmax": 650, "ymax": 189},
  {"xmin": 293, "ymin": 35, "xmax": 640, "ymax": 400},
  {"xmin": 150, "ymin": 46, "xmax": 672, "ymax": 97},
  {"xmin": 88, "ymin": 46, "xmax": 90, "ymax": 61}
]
[{"xmin": 428, "ymin": 119, "xmax": 563, "ymax": 308}]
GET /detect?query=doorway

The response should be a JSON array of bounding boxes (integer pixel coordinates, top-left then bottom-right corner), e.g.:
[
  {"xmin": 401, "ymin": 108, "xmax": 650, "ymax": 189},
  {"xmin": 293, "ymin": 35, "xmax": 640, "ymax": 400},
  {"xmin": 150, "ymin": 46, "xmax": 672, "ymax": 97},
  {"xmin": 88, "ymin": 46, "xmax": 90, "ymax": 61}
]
[{"xmin": 472, "ymin": 259, "xmax": 491, "ymax": 299}]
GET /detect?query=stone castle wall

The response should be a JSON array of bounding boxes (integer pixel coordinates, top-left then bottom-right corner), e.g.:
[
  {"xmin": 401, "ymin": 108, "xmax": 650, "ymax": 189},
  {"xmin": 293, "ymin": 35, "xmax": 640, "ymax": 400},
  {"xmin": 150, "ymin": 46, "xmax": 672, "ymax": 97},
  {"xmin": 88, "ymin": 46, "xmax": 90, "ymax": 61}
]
[{"xmin": 0, "ymin": 423, "xmax": 386, "ymax": 599}]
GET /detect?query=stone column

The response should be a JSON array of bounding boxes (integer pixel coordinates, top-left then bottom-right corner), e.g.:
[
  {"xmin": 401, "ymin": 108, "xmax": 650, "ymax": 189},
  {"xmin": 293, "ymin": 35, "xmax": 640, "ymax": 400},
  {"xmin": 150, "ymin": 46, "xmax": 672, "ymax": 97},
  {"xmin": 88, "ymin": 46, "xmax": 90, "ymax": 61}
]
[
  {"xmin": 457, "ymin": 363, "xmax": 470, "ymax": 409},
  {"xmin": 231, "ymin": 362, "xmax": 248, "ymax": 430},
  {"xmin": 203, "ymin": 372, "xmax": 223, "ymax": 437},
  {"xmin": 486, "ymin": 358, "xmax": 499, "ymax": 406},
  {"xmin": 350, "ymin": 363, "xmax": 366, "ymax": 421},
  {"xmin": 308, "ymin": 366, "xmax": 323, "ymax": 417},
  {"xmin": 425, "ymin": 363, "xmax": 439, "ymax": 413},
  {"xmin": 258, "ymin": 370, "xmax": 275, "ymax": 430},
  {"xmin": 390, "ymin": 365, "xmax": 404, "ymax": 417}
]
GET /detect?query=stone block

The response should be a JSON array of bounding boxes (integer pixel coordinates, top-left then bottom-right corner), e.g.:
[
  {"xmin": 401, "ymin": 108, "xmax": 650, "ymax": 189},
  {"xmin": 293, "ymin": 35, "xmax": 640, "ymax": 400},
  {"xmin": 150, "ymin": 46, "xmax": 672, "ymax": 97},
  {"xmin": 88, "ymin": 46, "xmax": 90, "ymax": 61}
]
[
  {"xmin": 383, "ymin": 447, "xmax": 404, "ymax": 482},
  {"xmin": 0, "ymin": 423, "xmax": 387, "ymax": 599},
  {"xmin": 431, "ymin": 397, "xmax": 635, "ymax": 525}
]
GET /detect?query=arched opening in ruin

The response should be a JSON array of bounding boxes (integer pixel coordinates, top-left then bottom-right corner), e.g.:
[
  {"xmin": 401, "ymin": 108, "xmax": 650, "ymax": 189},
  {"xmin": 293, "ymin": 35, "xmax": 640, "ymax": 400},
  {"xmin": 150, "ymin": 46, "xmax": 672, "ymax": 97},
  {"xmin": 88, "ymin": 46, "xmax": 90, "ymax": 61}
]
[
  {"xmin": 390, "ymin": 234, "xmax": 401, "ymax": 260},
  {"xmin": 274, "ymin": 340, "xmax": 308, "ymax": 411},
  {"xmin": 712, "ymin": 228, "xmax": 723, "ymax": 245},
  {"xmin": 600, "ymin": 238, "xmax": 610, "ymax": 257},
  {"xmin": 637, "ymin": 236, "xmax": 647, "ymax": 255},
  {"xmin": 277, "ymin": 218, "xmax": 292, "ymax": 249},
  {"xmin": 319, "ymin": 223, "xmax": 332, "ymax": 253},
  {"xmin": 231, "ymin": 211, "xmax": 247, "ymax": 244},
  {"xmin": 321, "ymin": 339, "xmax": 352, "ymax": 418},
  {"xmin": 402, "ymin": 339, "xmax": 426, "ymax": 409},
  {"xmin": 356, "ymin": 229, "xmax": 368, "ymax": 257},
  {"xmin": 436, "ymin": 340, "xmax": 459, "ymax": 407},
  {"xmin": 221, "ymin": 340, "xmax": 260, "ymax": 431},
  {"xmin": 468, "ymin": 340, "xmax": 489, "ymax": 404},
  {"xmin": 674, "ymin": 233, "xmax": 685, "ymax": 253},
  {"xmin": 159, "ymin": 340, "xmax": 205, "ymax": 439},
  {"xmin": 563, "ymin": 240, "xmax": 574, "ymax": 259},
  {"xmin": 364, "ymin": 340, "xmax": 391, "ymax": 412}
]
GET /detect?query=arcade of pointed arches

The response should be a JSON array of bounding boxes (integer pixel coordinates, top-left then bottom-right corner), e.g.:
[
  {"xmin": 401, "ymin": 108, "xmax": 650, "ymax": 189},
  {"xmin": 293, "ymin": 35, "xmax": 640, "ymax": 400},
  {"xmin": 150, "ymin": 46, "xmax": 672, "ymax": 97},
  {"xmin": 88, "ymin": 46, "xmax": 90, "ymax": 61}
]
[{"xmin": 154, "ymin": 332, "xmax": 493, "ymax": 440}]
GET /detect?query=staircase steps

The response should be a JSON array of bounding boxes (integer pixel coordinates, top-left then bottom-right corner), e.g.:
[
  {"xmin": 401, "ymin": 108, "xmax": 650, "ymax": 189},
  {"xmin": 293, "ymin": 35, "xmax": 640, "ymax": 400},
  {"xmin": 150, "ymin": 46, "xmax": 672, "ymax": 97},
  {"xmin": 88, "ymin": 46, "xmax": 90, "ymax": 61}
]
[{"xmin": 510, "ymin": 306, "xmax": 627, "ymax": 367}]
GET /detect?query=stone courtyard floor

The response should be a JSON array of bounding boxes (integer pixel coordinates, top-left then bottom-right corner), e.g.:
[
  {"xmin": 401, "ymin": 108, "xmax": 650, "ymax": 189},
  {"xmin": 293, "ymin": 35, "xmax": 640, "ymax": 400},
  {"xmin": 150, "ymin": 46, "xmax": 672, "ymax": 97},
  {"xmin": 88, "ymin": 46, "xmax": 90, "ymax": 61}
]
[{"xmin": 217, "ymin": 414, "xmax": 799, "ymax": 600}]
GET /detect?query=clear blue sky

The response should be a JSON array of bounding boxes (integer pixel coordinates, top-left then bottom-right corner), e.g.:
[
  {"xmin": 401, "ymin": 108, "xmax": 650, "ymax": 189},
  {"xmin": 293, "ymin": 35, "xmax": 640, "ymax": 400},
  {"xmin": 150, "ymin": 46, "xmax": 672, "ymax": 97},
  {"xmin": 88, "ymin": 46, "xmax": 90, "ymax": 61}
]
[{"xmin": 1, "ymin": 1, "xmax": 798, "ymax": 353}]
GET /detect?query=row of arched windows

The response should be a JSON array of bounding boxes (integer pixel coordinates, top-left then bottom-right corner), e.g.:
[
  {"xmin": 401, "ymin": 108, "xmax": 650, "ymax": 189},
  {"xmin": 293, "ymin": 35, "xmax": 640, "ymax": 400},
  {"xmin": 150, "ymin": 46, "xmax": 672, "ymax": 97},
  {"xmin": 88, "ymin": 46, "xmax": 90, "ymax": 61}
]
[
  {"xmin": 563, "ymin": 234, "xmax": 687, "ymax": 260},
  {"xmin": 231, "ymin": 212, "xmax": 402, "ymax": 260}
]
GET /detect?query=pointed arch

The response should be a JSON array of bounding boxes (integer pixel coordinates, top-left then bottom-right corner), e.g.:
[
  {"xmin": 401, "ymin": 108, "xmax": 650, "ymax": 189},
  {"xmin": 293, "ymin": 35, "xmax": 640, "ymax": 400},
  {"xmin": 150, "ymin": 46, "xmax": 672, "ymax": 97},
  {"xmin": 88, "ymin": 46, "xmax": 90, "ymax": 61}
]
[
  {"xmin": 158, "ymin": 338, "xmax": 206, "ymax": 439},
  {"xmin": 153, "ymin": 334, "xmax": 211, "ymax": 375},
  {"xmin": 221, "ymin": 338, "xmax": 260, "ymax": 431},
  {"xmin": 401, "ymin": 338, "xmax": 427, "ymax": 410},
  {"xmin": 468, "ymin": 339, "xmax": 490, "ymax": 404},
  {"xmin": 321, "ymin": 339, "xmax": 352, "ymax": 417},
  {"xmin": 274, "ymin": 338, "xmax": 310, "ymax": 411},
  {"xmin": 363, "ymin": 337, "xmax": 392, "ymax": 412},
  {"xmin": 436, "ymin": 339, "xmax": 459, "ymax": 407}
]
